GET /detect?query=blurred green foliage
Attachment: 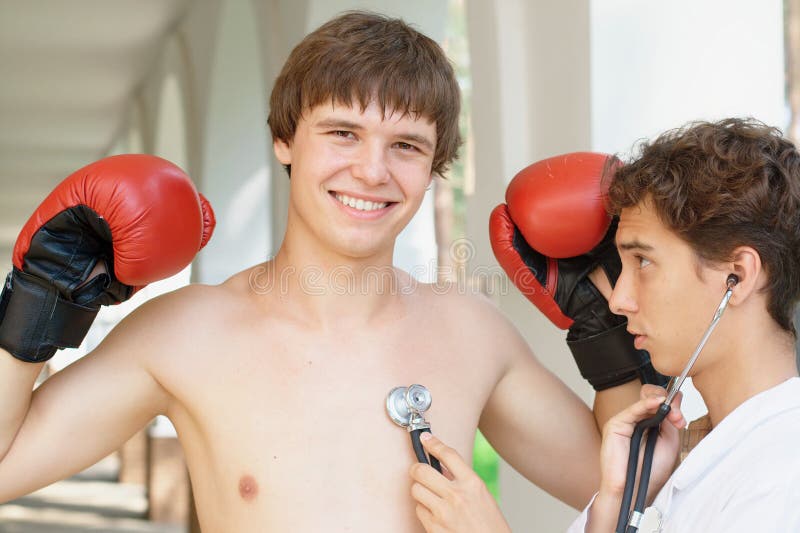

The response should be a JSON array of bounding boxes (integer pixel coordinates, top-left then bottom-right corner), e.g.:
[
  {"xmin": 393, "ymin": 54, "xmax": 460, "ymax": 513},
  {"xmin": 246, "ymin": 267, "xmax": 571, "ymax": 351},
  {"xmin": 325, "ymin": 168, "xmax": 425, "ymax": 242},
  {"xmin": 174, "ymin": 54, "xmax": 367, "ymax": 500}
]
[{"xmin": 473, "ymin": 430, "xmax": 500, "ymax": 501}]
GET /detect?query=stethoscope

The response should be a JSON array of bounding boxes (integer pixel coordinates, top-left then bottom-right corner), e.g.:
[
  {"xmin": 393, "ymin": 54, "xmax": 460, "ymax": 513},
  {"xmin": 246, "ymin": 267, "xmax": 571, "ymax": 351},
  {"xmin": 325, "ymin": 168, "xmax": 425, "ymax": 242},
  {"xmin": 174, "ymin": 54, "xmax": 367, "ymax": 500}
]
[
  {"xmin": 616, "ymin": 274, "xmax": 738, "ymax": 532},
  {"xmin": 385, "ymin": 384, "xmax": 442, "ymax": 473}
]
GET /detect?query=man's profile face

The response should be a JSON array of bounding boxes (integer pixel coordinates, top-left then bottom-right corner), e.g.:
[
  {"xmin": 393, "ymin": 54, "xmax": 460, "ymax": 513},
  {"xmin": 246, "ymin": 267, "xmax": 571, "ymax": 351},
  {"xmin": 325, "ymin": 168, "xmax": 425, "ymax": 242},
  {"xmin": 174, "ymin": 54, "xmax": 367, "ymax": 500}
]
[
  {"xmin": 610, "ymin": 199, "xmax": 731, "ymax": 376},
  {"xmin": 273, "ymin": 99, "xmax": 436, "ymax": 261}
]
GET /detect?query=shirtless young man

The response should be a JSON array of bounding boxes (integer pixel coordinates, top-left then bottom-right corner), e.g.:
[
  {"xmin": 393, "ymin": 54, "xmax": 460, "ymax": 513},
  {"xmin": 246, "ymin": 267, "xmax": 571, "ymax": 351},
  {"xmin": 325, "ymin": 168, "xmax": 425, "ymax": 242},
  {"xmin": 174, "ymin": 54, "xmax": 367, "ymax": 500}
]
[{"xmin": 0, "ymin": 12, "xmax": 653, "ymax": 532}]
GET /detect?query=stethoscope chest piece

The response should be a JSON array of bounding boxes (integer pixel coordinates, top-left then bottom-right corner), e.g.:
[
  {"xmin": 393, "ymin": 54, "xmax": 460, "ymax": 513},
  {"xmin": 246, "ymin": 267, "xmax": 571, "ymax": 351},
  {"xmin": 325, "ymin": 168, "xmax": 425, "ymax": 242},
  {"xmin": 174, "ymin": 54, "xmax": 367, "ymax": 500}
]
[
  {"xmin": 385, "ymin": 384, "xmax": 442, "ymax": 473},
  {"xmin": 386, "ymin": 384, "xmax": 432, "ymax": 430}
]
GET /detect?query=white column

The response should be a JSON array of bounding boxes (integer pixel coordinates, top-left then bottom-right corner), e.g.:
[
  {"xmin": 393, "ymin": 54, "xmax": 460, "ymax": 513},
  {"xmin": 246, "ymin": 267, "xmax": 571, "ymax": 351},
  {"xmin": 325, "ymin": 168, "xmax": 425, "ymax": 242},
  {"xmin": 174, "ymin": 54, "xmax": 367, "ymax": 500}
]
[
  {"xmin": 195, "ymin": 0, "xmax": 272, "ymax": 285},
  {"xmin": 466, "ymin": 0, "xmax": 594, "ymax": 530}
]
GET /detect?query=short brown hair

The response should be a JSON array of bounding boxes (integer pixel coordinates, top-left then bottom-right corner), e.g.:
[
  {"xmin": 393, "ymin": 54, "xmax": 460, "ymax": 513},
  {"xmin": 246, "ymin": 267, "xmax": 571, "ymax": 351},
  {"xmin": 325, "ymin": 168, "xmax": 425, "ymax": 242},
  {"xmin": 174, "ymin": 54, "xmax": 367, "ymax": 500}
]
[
  {"xmin": 607, "ymin": 118, "xmax": 800, "ymax": 335},
  {"xmin": 268, "ymin": 11, "xmax": 462, "ymax": 176}
]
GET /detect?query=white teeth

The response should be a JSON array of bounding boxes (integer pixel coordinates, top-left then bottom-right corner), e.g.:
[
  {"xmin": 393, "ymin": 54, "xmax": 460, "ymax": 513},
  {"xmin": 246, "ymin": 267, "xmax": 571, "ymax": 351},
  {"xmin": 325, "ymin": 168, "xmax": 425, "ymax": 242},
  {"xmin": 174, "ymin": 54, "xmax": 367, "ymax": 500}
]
[{"xmin": 335, "ymin": 193, "xmax": 388, "ymax": 211}]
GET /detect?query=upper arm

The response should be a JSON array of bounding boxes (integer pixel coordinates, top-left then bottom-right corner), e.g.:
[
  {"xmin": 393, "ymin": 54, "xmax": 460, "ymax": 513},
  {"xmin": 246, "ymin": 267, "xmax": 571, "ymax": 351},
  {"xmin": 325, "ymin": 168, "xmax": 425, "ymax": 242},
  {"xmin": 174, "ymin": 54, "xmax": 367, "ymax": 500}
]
[
  {"xmin": 478, "ymin": 317, "xmax": 601, "ymax": 509},
  {"xmin": 0, "ymin": 290, "xmax": 182, "ymax": 503}
]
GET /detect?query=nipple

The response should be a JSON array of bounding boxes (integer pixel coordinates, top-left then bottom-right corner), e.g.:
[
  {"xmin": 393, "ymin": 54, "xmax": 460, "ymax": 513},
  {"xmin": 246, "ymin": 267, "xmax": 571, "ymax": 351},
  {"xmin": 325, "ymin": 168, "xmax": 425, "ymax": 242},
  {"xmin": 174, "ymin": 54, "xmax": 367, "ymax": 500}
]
[{"xmin": 238, "ymin": 474, "xmax": 259, "ymax": 501}]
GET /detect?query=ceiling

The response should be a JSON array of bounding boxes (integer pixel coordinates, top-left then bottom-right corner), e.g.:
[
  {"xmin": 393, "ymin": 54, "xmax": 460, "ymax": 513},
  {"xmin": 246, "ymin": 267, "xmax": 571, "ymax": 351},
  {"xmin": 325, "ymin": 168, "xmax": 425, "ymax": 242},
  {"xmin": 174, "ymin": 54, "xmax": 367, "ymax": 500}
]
[{"xmin": 0, "ymin": 0, "xmax": 189, "ymax": 263}]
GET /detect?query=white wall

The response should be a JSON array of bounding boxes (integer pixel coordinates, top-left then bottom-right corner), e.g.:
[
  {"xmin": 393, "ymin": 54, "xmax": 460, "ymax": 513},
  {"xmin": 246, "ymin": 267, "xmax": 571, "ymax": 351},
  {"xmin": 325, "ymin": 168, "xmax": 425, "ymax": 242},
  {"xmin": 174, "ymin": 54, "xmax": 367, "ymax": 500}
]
[{"xmin": 592, "ymin": 0, "xmax": 786, "ymax": 154}]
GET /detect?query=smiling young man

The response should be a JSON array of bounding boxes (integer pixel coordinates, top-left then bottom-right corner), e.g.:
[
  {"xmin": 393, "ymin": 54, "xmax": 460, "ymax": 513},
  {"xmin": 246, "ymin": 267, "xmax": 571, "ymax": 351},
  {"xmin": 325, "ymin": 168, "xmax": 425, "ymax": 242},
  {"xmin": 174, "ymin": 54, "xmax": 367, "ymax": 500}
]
[{"xmin": 0, "ymin": 11, "xmax": 648, "ymax": 532}]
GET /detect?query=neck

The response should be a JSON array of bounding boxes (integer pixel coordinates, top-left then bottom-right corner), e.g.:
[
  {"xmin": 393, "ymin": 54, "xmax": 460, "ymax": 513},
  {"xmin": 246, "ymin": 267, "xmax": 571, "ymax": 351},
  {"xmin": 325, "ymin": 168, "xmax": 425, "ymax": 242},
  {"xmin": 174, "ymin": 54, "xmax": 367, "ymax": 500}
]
[
  {"xmin": 260, "ymin": 241, "xmax": 411, "ymax": 328},
  {"xmin": 692, "ymin": 321, "xmax": 797, "ymax": 427}
]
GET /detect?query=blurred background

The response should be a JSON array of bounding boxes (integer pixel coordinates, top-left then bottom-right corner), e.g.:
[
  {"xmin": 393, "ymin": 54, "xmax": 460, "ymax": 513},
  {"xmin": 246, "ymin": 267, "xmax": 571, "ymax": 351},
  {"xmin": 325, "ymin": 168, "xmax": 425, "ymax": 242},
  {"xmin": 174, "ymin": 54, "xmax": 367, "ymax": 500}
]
[{"xmin": 0, "ymin": 0, "xmax": 796, "ymax": 531}]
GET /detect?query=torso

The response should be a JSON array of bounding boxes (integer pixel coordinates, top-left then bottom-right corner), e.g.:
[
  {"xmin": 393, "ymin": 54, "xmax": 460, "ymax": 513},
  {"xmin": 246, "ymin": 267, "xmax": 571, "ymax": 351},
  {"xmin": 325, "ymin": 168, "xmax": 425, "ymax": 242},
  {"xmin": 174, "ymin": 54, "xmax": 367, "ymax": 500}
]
[{"xmin": 149, "ymin": 265, "xmax": 510, "ymax": 532}]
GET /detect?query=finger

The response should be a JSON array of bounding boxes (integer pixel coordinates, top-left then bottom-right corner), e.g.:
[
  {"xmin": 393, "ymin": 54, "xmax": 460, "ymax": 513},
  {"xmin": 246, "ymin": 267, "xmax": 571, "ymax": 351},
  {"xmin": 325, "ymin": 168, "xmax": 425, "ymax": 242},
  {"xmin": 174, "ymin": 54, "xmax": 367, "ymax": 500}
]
[
  {"xmin": 419, "ymin": 433, "xmax": 473, "ymax": 480},
  {"xmin": 410, "ymin": 462, "xmax": 451, "ymax": 498},
  {"xmin": 666, "ymin": 391, "xmax": 686, "ymax": 426},
  {"xmin": 440, "ymin": 462, "xmax": 455, "ymax": 482},
  {"xmin": 669, "ymin": 390, "xmax": 683, "ymax": 409},
  {"xmin": 604, "ymin": 397, "xmax": 667, "ymax": 439},
  {"xmin": 415, "ymin": 503, "xmax": 436, "ymax": 532},
  {"xmin": 611, "ymin": 395, "xmax": 667, "ymax": 426},
  {"xmin": 640, "ymin": 384, "xmax": 668, "ymax": 400},
  {"xmin": 411, "ymin": 481, "xmax": 443, "ymax": 512}
]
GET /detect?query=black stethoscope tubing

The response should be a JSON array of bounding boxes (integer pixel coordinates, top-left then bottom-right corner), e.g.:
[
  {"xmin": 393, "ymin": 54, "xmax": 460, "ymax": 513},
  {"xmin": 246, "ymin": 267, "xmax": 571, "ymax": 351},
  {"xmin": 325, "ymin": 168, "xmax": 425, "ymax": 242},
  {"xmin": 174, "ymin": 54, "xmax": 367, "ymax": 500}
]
[{"xmin": 411, "ymin": 428, "xmax": 442, "ymax": 472}]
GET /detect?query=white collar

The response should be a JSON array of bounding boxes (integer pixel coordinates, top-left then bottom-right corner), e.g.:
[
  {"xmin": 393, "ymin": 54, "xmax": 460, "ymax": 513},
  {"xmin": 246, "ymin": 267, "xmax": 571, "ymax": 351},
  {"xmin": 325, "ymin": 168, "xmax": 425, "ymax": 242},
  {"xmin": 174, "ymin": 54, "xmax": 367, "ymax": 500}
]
[{"xmin": 670, "ymin": 377, "xmax": 800, "ymax": 490}]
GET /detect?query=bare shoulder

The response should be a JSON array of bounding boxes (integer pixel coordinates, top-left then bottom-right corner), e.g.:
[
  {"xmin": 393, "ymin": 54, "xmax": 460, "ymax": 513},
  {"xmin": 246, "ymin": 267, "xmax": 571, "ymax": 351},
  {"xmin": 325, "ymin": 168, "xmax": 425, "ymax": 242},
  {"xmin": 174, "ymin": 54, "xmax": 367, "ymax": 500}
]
[
  {"xmin": 97, "ymin": 267, "xmax": 254, "ymax": 363},
  {"xmin": 410, "ymin": 278, "xmax": 531, "ymax": 366},
  {"xmin": 413, "ymin": 279, "xmax": 515, "ymax": 329}
]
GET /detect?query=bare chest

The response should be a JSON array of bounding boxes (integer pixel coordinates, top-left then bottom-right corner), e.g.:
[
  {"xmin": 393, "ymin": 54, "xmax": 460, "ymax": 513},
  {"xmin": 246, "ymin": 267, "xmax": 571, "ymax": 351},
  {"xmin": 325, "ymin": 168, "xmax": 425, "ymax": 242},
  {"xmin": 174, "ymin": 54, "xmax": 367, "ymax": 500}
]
[{"xmin": 162, "ymin": 322, "xmax": 501, "ymax": 532}]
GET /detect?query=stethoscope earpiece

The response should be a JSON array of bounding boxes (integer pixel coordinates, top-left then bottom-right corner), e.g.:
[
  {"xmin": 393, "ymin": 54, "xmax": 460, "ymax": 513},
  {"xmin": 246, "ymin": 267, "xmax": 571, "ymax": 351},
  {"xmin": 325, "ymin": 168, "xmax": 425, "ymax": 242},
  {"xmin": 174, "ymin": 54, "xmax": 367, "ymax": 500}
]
[{"xmin": 726, "ymin": 273, "xmax": 739, "ymax": 288}]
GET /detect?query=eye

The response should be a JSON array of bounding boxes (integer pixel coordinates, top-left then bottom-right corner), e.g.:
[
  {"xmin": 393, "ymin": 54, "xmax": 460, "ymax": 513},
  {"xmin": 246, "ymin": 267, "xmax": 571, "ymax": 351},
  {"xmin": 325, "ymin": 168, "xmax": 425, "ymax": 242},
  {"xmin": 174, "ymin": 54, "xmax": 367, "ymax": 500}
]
[
  {"xmin": 394, "ymin": 141, "xmax": 419, "ymax": 152},
  {"xmin": 330, "ymin": 130, "xmax": 356, "ymax": 140},
  {"xmin": 636, "ymin": 255, "xmax": 652, "ymax": 268}
]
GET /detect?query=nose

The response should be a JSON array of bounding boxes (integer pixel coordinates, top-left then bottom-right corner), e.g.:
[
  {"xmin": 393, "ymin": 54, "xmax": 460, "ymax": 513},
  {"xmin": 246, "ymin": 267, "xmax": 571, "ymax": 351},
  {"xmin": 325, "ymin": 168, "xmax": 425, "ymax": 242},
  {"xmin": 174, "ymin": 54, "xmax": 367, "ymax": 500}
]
[
  {"xmin": 352, "ymin": 142, "xmax": 389, "ymax": 186},
  {"xmin": 608, "ymin": 269, "xmax": 638, "ymax": 317}
]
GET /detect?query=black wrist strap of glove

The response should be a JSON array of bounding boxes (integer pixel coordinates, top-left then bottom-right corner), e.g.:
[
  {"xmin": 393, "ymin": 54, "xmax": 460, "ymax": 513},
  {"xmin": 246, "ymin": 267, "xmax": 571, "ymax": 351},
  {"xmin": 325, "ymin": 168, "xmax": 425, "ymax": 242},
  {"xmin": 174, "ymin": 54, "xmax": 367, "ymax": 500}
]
[
  {"xmin": 567, "ymin": 321, "xmax": 668, "ymax": 390},
  {"xmin": 0, "ymin": 269, "xmax": 99, "ymax": 363}
]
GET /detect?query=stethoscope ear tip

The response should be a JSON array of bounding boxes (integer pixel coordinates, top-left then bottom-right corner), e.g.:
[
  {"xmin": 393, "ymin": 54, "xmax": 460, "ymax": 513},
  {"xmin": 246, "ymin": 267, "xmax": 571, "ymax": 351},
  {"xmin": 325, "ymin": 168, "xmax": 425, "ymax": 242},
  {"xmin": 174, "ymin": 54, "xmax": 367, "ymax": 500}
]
[{"xmin": 726, "ymin": 273, "xmax": 739, "ymax": 287}]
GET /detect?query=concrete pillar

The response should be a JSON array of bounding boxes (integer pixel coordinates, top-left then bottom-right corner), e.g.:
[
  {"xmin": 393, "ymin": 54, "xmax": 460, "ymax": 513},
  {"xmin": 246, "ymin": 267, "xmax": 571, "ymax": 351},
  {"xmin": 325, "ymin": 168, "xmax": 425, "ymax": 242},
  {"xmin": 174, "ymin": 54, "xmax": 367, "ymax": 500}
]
[
  {"xmin": 464, "ymin": 0, "xmax": 594, "ymax": 530},
  {"xmin": 195, "ymin": 0, "xmax": 271, "ymax": 284}
]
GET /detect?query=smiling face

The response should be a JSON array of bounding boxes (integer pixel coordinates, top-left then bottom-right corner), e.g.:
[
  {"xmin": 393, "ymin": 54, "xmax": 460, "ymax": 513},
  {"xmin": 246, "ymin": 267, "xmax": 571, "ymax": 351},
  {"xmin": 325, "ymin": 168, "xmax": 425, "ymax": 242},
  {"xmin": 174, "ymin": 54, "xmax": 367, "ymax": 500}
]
[
  {"xmin": 274, "ymin": 100, "xmax": 436, "ymax": 263},
  {"xmin": 609, "ymin": 199, "xmax": 735, "ymax": 376}
]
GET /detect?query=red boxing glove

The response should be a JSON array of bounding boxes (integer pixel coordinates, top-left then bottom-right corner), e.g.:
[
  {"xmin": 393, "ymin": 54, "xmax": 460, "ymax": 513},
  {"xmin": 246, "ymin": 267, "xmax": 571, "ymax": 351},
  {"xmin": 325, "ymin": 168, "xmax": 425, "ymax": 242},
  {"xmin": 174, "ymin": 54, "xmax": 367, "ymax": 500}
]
[
  {"xmin": 490, "ymin": 152, "xmax": 665, "ymax": 390},
  {"xmin": 0, "ymin": 154, "xmax": 216, "ymax": 362},
  {"xmin": 505, "ymin": 152, "xmax": 611, "ymax": 261}
]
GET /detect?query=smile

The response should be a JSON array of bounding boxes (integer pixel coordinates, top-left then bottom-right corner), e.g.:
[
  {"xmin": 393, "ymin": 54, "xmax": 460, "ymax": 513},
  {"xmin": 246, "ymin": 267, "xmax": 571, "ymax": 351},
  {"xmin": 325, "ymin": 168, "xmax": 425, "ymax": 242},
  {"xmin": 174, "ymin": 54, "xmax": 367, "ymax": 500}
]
[{"xmin": 334, "ymin": 193, "xmax": 389, "ymax": 212}]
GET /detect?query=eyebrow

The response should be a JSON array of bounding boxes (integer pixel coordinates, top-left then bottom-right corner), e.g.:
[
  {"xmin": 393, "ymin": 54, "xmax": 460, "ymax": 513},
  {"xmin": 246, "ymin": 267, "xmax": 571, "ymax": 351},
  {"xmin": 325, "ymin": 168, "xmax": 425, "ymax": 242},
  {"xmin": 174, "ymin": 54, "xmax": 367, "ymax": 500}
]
[
  {"xmin": 617, "ymin": 239, "xmax": 655, "ymax": 252},
  {"xmin": 315, "ymin": 118, "xmax": 361, "ymax": 131},
  {"xmin": 314, "ymin": 118, "xmax": 435, "ymax": 152}
]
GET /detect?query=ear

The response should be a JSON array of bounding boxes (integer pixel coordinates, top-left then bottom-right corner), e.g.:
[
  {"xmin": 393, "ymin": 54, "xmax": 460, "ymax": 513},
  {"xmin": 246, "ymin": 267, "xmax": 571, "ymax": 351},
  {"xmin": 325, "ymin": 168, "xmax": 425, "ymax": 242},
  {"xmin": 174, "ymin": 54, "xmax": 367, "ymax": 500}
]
[
  {"xmin": 273, "ymin": 138, "xmax": 292, "ymax": 165},
  {"xmin": 726, "ymin": 246, "xmax": 763, "ymax": 305}
]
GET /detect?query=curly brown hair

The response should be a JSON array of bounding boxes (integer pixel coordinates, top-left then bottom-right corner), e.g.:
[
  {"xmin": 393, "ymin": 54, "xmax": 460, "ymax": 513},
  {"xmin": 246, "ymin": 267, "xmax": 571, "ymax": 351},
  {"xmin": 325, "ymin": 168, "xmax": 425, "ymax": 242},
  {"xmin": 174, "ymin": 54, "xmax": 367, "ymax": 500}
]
[
  {"xmin": 268, "ymin": 11, "xmax": 462, "ymax": 177},
  {"xmin": 607, "ymin": 118, "xmax": 800, "ymax": 336}
]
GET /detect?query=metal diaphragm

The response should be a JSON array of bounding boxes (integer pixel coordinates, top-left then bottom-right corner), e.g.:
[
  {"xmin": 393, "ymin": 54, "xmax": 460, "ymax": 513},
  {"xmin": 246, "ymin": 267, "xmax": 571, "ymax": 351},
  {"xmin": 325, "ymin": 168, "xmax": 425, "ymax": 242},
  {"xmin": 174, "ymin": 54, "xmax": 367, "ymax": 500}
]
[
  {"xmin": 405, "ymin": 384, "xmax": 432, "ymax": 413},
  {"xmin": 386, "ymin": 384, "xmax": 432, "ymax": 427},
  {"xmin": 386, "ymin": 386, "xmax": 412, "ymax": 427}
]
